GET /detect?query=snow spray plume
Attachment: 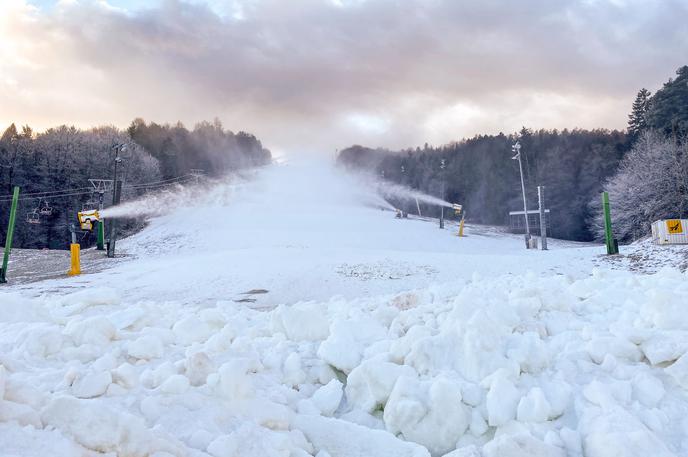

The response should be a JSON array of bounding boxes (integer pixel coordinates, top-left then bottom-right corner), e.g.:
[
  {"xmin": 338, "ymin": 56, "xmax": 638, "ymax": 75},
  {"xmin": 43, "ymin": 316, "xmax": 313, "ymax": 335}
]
[
  {"xmin": 100, "ymin": 176, "xmax": 245, "ymax": 219},
  {"xmin": 374, "ymin": 180, "xmax": 453, "ymax": 208}
]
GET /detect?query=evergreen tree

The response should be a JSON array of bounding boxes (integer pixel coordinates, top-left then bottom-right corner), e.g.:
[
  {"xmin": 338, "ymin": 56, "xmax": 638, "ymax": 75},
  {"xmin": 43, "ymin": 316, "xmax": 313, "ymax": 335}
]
[
  {"xmin": 628, "ymin": 88, "xmax": 651, "ymax": 138},
  {"xmin": 645, "ymin": 66, "xmax": 688, "ymax": 139}
]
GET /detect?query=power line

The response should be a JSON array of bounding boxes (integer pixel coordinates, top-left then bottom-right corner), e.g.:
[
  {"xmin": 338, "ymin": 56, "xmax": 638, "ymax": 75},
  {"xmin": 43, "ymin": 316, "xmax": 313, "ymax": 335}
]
[
  {"xmin": 125, "ymin": 174, "xmax": 195, "ymax": 188},
  {"xmin": 0, "ymin": 174, "xmax": 199, "ymax": 202},
  {"xmin": 0, "ymin": 186, "xmax": 93, "ymax": 199},
  {"xmin": 125, "ymin": 177, "xmax": 194, "ymax": 190},
  {"xmin": 11, "ymin": 190, "xmax": 95, "ymax": 202}
]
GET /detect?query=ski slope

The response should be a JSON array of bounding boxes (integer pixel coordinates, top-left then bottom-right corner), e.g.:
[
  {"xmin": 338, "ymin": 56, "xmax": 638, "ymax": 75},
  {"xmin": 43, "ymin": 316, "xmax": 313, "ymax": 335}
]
[
  {"xmin": 18, "ymin": 160, "xmax": 601, "ymax": 305},
  {"xmin": 1, "ymin": 160, "xmax": 688, "ymax": 457}
]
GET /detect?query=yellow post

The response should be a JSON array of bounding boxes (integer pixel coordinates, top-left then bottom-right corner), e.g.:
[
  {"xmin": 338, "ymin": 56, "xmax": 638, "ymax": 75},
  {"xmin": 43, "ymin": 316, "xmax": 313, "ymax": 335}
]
[
  {"xmin": 68, "ymin": 243, "xmax": 81, "ymax": 276},
  {"xmin": 458, "ymin": 215, "xmax": 465, "ymax": 237}
]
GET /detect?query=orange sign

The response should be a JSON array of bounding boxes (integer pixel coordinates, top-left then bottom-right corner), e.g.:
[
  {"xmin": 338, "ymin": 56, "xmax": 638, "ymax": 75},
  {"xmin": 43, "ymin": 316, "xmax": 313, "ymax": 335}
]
[{"xmin": 666, "ymin": 219, "xmax": 683, "ymax": 234}]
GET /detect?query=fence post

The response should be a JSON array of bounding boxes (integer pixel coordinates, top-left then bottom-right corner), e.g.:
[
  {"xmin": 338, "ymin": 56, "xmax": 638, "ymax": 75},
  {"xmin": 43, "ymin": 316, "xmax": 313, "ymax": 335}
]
[{"xmin": 0, "ymin": 186, "xmax": 20, "ymax": 284}]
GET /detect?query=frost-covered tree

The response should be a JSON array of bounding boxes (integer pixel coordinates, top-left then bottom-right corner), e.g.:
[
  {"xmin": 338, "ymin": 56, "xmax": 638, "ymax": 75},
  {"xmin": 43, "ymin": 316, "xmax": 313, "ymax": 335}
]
[{"xmin": 591, "ymin": 131, "xmax": 688, "ymax": 242}]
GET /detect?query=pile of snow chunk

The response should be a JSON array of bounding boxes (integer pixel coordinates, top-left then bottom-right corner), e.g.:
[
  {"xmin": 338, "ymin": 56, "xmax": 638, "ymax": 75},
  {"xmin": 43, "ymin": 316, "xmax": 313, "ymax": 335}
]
[{"xmin": 1, "ymin": 268, "xmax": 688, "ymax": 456}]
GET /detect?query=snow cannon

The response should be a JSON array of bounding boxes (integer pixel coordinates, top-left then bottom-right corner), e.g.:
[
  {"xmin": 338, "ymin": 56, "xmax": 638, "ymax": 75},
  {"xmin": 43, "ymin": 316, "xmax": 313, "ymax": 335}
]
[
  {"xmin": 452, "ymin": 203, "xmax": 462, "ymax": 216},
  {"xmin": 77, "ymin": 209, "xmax": 100, "ymax": 231}
]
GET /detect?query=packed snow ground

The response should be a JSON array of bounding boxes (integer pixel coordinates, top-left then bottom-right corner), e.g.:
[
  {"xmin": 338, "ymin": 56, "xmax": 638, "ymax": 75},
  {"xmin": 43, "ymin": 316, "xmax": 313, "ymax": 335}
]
[{"xmin": 1, "ymin": 160, "xmax": 688, "ymax": 457}]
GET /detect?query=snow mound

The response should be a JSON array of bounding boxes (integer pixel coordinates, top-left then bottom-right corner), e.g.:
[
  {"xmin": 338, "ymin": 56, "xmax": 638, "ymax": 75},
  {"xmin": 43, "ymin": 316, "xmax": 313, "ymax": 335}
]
[{"xmin": 1, "ymin": 267, "xmax": 688, "ymax": 456}]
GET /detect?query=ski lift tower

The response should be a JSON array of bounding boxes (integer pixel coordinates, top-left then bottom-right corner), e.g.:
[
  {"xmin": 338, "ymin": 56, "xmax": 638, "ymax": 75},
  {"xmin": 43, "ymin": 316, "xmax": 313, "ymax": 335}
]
[
  {"xmin": 108, "ymin": 143, "xmax": 128, "ymax": 258},
  {"xmin": 89, "ymin": 179, "xmax": 113, "ymax": 251},
  {"xmin": 512, "ymin": 141, "xmax": 532, "ymax": 249}
]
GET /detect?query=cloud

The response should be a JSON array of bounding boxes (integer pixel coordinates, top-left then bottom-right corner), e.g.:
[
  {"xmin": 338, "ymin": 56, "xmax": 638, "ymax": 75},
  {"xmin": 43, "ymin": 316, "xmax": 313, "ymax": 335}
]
[{"xmin": 1, "ymin": 0, "xmax": 686, "ymax": 152}]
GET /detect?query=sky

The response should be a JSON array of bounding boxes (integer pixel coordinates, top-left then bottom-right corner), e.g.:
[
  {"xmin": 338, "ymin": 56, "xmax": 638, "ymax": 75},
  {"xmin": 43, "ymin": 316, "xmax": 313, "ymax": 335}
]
[{"xmin": 1, "ymin": 0, "xmax": 686, "ymax": 154}]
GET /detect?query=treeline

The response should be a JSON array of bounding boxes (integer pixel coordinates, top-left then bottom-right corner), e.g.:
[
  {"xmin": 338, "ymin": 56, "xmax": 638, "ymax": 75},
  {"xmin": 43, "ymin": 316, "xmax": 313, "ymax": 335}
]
[
  {"xmin": 339, "ymin": 64, "xmax": 688, "ymax": 242},
  {"xmin": 339, "ymin": 129, "xmax": 628, "ymax": 241},
  {"xmin": 127, "ymin": 118, "xmax": 271, "ymax": 179},
  {"xmin": 0, "ymin": 120, "xmax": 271, "ymax": 249}
]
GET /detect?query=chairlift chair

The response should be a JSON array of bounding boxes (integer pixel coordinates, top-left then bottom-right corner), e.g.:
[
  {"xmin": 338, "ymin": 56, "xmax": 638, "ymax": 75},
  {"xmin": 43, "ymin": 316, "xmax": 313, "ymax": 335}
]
[
  {"xmin": 26, "ymin": 209, "xmax": 40, "ymax": 224},
  {"xmin": 39, "ymin": 200, "xmax": 53, "ymax": 216}
]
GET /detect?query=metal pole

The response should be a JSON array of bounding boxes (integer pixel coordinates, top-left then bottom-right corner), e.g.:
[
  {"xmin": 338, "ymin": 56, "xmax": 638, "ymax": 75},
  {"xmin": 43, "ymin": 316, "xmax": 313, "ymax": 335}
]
[
  {"xmin": 107, "ymin": 146, "xmax": 122, "ymax": 258},
  {"xmin": 538, "ymin": 186, "xmax": 547, "ymax": 250},
  {"xmin": 439, "ymin": 159, "xmax": 445, "ymax": 229},
  {"xmin": 0, "ymin": 186, "xmax": 20, "ymax": 283},
  {"xmin": 96, "ymin": 191, "xmax": 105, "ymax": 250},
  {"xmin": 513, "ymin": 142, "xmax": 530, "ymax": 248}
]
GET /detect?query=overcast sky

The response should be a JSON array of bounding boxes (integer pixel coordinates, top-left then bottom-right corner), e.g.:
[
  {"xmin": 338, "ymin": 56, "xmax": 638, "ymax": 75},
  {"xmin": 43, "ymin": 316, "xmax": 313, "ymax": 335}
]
[{"xmin": 1, "ymin": 0, "xmax": 686, "ymax": 154}]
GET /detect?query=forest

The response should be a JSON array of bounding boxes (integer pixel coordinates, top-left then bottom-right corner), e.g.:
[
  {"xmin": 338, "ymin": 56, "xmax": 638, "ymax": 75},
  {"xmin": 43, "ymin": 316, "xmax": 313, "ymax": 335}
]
[
  {"xmin": 338, "ymin": 65, "xmax": 688, "ymax": 242},
  {"xmin": 0, "ymin": 120, "xmax": 271, "ymax": 249}
]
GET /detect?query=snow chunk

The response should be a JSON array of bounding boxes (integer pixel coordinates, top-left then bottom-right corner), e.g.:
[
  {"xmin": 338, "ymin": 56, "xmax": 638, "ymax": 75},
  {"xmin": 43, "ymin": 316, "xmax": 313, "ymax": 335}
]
[
  {"xmin": 581, "ymin": 408, "xmax": 675, "ymax": 457},
  {"xmin": 71, "ymin": 371, "xmax": 112, "ymax": 398},
  {"xmin": 441, "ymin": 445, "xmax": 482, "ymax": 457},
  {"xmin": 640, "ymin": 331, "xmax": 688, "ymax": 365},
  {"xmin": 184, "ymin": 351, "xmax": 215, "ymax": 386},
  {"xmin": 218, "ymin": 359, "xmax": 254, "ymax": 400},
  {"xmin": 207, "ymin": 434, "xmax": 238, "ymax": 456},
  {"xmin": 586, "ymin": 336, "xmax": 642, "ymax": 364},
  {"xmin": 128, "ymin": 334, "xmax": 164, "ymax": 360},
  {"xmin": 283, "ymin": 352, "xmax": 306, "ymax": 387},
  {"xmin": 486, "ymin": 374, "xmax": 520, "ymax": 427},
  {"xmin": 160, "ymin": 374, "xmax": 190, "ymax": 394},
  {"xmin": 294, "ymin": 414, "xmax": 430, "ymax": 457},
  {"xmin": 172, "ymin": 315, "xmax": 214, "ymax": 345},
  {"xmin": 346, "ymin": 356, "xmax": 416, "ymax": 412},
  {"xmin": 384, "ymin": 376, "xmax": 469, "ymax": 456},
  {"xmin": 482, "ymin": 432, "xmax": 565, "ymax": 457},
  {"xmin": 665, "ymin": 352, "xmax": 688, "ymax": 389},
  {"xmin": 632, "ymin": 373, "xmax": 665, "ymax": 407},
  {"xmin": 317, "ymin": 317, "xmax": 387, "ymax": 373},
  {"xmin": 0, "ymin": 399, "xmax": 41, "ymax": 427},
  {"xmin": 20, "ymin": 325, "xmax": 63, "ymax": 357},
  {"xmin": 516, "ymin": 387, "xmax": 551, "ymax": 423},
  {"xmin": 272, "ymin": 303, "xmax": 330, "ymax": 341},
  {"xmin": 113, "ymin": 363, "xmax": 139, "ymax": 389},
  {"xmin": 41, "ymin": 396, "xmax": 181, "ymax": 456},
  {"xmin": 58, "ymin": 288, "xmax": 120, "ymax": 315},
  {"xmin": 64, "ymin": 316, "xmax": 117, "ymax": 346},
  {"xmin": 311, "ymin": 379, "xmax": 343, "ymax": 416},
  {"xmin": 208, "ymin": 423, "xmax": 309, "ymax": 457}
]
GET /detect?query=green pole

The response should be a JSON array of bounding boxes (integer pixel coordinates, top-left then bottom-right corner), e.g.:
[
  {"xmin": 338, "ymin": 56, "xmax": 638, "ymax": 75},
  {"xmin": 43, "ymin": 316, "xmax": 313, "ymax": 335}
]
[
  {"xmin": 96, "ymin": 220, "xmax": 105, "ymax": 251},
  {"xmin": 602, "ymin": 191, "xmax": 618, "ymax": 255},
  {"xmin": 1, "ymin": 186, "xmax": 20, "ymax": 284}
]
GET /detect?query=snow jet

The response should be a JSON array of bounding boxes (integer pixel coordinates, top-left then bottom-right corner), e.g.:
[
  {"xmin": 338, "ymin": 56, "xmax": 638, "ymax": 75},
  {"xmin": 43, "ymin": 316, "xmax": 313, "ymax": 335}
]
[
  {"xmin": 99, "ymin": 178, "xmax": 242, "ymax": 219},
  {"xmin": 375, "ymin": 180, "xmax": 453, "ymax": 208},
  {"xmin": 100, "ymin": 161, "xmax": 444, "ymax": 223}
]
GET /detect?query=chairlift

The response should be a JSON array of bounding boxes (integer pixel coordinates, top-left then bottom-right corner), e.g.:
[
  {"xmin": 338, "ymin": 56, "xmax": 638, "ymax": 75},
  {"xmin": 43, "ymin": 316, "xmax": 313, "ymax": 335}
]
[
  {"xmin": 26, "ymin": 209, "xmax": 40, "ymax": 224},
  {"xmin": 39, "ymin": 200, "xmax": 53, "ymax": 216}
]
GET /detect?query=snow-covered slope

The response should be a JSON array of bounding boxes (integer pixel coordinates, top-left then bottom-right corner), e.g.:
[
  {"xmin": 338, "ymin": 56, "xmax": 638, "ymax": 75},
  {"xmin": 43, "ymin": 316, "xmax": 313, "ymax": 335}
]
[
  {"xmin": 21, "ymin": 160, "xmax": 602, "ymax": 305},
  {"xmin": 1, "ymin": 160, "xmax": 687, "ymax": 457}
]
